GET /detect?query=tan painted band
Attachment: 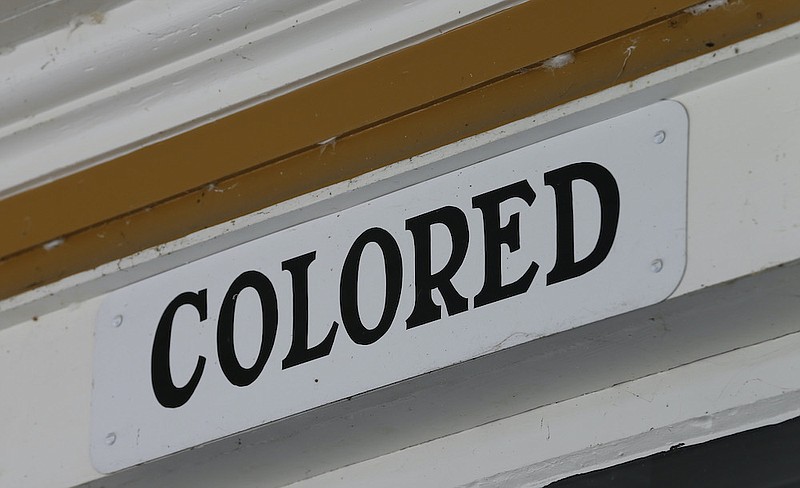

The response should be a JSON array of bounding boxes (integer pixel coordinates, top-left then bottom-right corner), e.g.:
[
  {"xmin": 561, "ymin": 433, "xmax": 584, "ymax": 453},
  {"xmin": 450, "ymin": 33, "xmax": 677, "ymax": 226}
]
[{"xmin": 1, "ymin": 0, "xmax": 798, "ymax": 300}]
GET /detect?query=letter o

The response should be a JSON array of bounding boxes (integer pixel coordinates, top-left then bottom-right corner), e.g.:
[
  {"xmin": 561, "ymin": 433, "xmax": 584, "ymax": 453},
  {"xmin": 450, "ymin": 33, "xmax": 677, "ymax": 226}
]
[
  {"xmin": 217, "ymin": 270, "xmax": 279, "ymax": 387},
  {"xmin": 340, "ymin": 228, "xmax": 403, "ymax": 345}
]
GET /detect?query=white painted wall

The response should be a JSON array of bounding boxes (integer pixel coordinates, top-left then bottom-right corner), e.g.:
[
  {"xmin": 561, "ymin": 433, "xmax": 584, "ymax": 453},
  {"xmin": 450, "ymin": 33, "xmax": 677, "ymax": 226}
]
[{"xmin": 1, "ymin": 9, "xmax": 800, "ymax": 488}]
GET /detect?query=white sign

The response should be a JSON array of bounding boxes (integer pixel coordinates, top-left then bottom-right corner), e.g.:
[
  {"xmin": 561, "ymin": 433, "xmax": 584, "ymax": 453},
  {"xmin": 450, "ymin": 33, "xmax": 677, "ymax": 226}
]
[{"xmin": 91, "ymin": 101, "xmax": 688, "ymax": 472}]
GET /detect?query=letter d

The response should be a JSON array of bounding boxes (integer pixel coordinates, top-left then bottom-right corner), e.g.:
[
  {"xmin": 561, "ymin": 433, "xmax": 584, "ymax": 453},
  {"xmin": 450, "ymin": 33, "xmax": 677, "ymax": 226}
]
[{"xmin": 545, "ymin": 162, "xmax": 620, "ymax": 285}]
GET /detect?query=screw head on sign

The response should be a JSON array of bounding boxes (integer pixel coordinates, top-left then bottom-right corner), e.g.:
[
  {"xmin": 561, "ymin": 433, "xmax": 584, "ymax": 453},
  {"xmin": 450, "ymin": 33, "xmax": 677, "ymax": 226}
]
[
  {"xmin": 105, "ymin": 433, "xmax": 117, "ymax": 446},
  {"xmin": 651, "ymin": 259, "xmax": 664, "ymax": 273},
  {"xmin": 653, "ymin": 130, "xmax": 667, "ymax": 144},
  {"xmin": 111, "ymin": 315, "xmax": 123, "ymax": 328}
]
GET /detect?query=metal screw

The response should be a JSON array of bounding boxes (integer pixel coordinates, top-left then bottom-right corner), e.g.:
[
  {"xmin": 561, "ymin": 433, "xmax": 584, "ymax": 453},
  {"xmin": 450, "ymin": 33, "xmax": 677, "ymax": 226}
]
[
  {"xmin": 651, "ymin": 259, "xmax": 664, "ymax": 273},
  {"xmin": 653, "ymin": 130, "xmax": 666, "ymax": 144},
  {"xmin": 111, "ymin": 315, "xmax": 123, "ymax": 328},
  {"xmin": 105, "ymin": 433, "xmax": 117, "ymax": 446}
]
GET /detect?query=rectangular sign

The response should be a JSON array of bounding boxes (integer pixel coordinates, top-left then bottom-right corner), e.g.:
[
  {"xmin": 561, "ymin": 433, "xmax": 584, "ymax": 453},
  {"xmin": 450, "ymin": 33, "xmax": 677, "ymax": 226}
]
[{"xmin": 91, "ymin": 101, "xmax": 688, "ymax": 472}]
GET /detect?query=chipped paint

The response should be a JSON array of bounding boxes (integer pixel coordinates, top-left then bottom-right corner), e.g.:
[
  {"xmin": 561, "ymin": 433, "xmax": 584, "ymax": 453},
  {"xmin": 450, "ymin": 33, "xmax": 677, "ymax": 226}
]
[
  {"xmin": 69, "ymin": 11, "xmax": 105, "ymax": 33},
  {"xmin": 42, "ymin": 237, "xmax": 65, "ymax": 251},
  {"xmin": 318, "ymin": 136, "xmax": 338, "ymax": 154},
  {"xmin": 684, "ymin": 0, "xmax": 729, "ymax": 15},
  {"xmin": 542, "ymin": 51, "xmax": 575, "ymax": 70}
]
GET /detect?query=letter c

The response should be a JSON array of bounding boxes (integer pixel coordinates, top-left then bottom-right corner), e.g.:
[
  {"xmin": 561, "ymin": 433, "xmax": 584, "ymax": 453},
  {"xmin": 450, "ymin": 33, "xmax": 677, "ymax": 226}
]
[{"xmin": 151, "ymin": 290, "xmax": 208, "ymax": 408}]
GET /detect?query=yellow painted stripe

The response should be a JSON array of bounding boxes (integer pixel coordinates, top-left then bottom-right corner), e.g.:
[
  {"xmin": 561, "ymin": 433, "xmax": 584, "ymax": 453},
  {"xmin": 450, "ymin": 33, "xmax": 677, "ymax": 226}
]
[{"xmin": 1, "ymin": 0, "xmax": 798, "ymax": 300}]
